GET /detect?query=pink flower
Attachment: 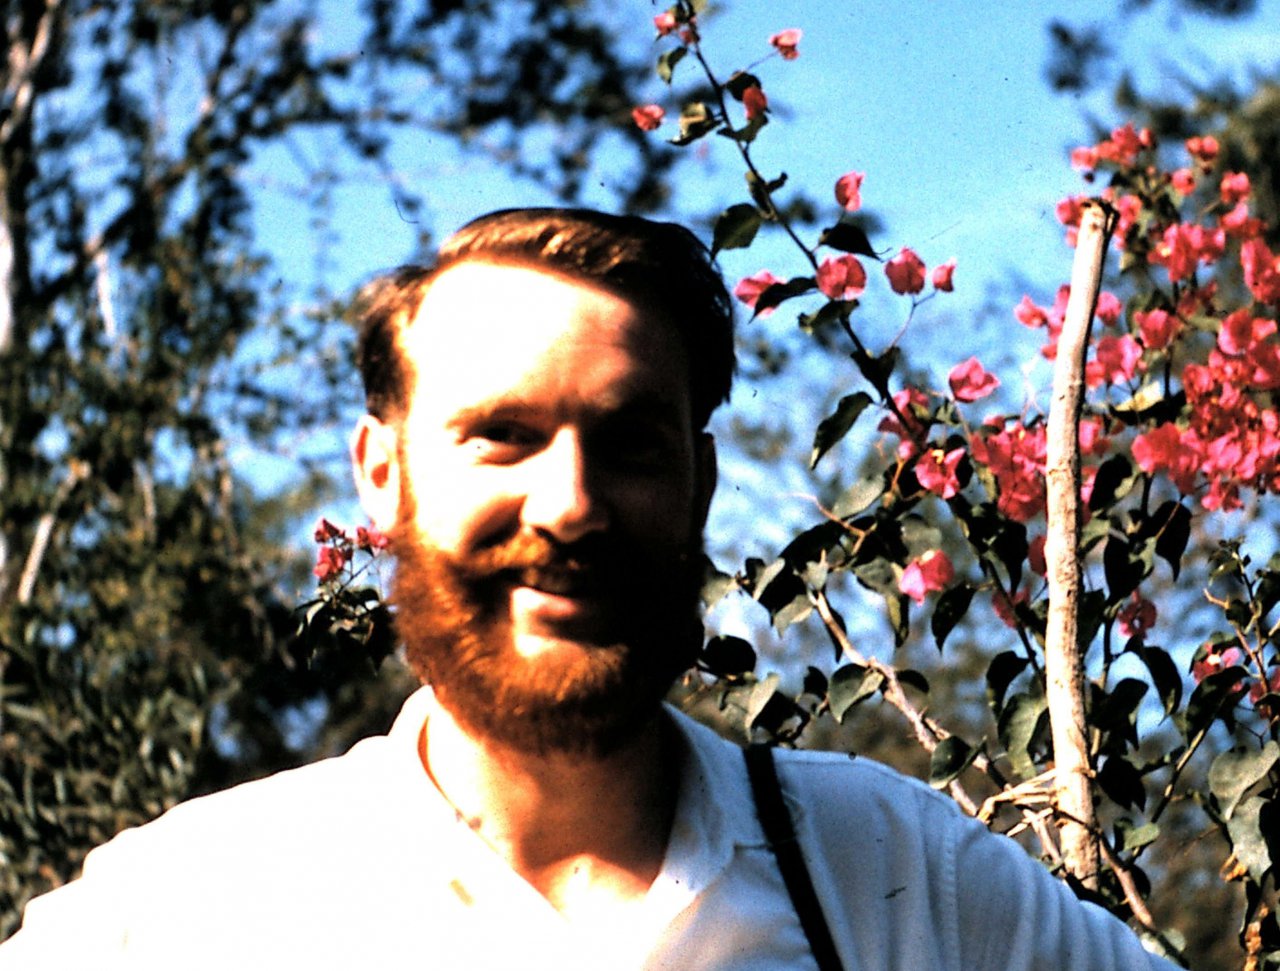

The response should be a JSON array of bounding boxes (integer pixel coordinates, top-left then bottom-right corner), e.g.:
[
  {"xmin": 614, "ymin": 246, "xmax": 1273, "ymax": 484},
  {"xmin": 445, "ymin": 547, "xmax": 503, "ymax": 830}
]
[
  {"xmin": 949, "ymin": 357, "xmax": 1000, "ymax": 402},
  {"xmin": 816, "ymin": 254, "xmax": 867, "ymax": 301},
  {"xmin": 1242, "ymin": 237, "xmax": 1280, "ymax": 305},
  {"xmin": 1132, "ymin": 423, "xmax": 1200, "ymax": 495},
  {"xmin": 742, "ymin": 84, "xmax": 768, "ymax": 121},
  {"xmin": 899, "ymin": 550, "xmax": 955, "ymax": 605},
  {"xmin": 1028, "ymin": 535, "xmax": 1047, "ymax": 576},
  {"xmin": 1192, "ymin": 644, "xmax": 1244, "ymax": 684},
  {"xmin": 1014, "ymin": 295, "xmax": 1049, "ymax": 329},
  {"xmin": 1170, "ymin": 168, "xmax": 1197, "ymax": 195},
  {"xmin": 733, "ymin": 270, "xmax": 782, "ymax": 316},
  {"xmin": 1089, "ymin": 334, "xmax": 1143, "ymax": 386},
  {"xmin": 1117, "ymin": 597, "xmax": 1157, "ymax": 638},
  {"xmin": 932, "ymin": 259, "xmax": 956, "ymax": 292},
  {"xmin": 915, "ymin": 447, "xmax": 965, "ymax": 499},
  {"xmin": 313, "ymin": 518, "xmax": 346, "ymax": 543},
  {"xmin": 631, "ymin": 104, "xmax": 664, "ymax": 131},
  {"xmin": 1056, "ymin": 195, "xmax": 1085, "ymax": 228},
  {"xmin": 1221, "ymin": 171, "xmax": 1251, "ymax": 206},
  {"xmin": 313, "ymin": 545, "xmax": 350, "ymax": 582},
  {"xmin": 1135, "ymin": 308, "xmax": 1179, "ymax": 350},
  {"xmin": 1095, "ymin": 291, "xmax": 1123, "ymax": 326},
  {"xmin": 993, "ymin": 588, "xmax": 1029, "ymax": 629},
  {"xmin": 885, "ymin": 248, "xmax": 926, "ymax": 295},
  {"xmin": 355, "ymin": 525, "xmax": 390, "ymax": 553},
  {"xmin": 769, "ymin": 28, "xmax": 802, "ymax": 59},
  {"xmin": 1070, "ymin": 146, "xmax": 1099, "ymax": 172},
  {"xmin": 1223, "ymin": 202, "xmax": 1264, "ymax": 240},
  {"xmin": 1218, "ymin": 308, "xmax": 1277, "ymax": 357},
  {"xmin": 877, "ymin": 387, "xmax": 930, "ymax": 458},
  {"xmin": 834, "ymin": 171, "xmax": 864, "ymax": 212},
  {"xmin": 653, "ymin": 11, "xmax": 677, "ymax": 35},
  {"xmin": 1186, "ymin": 135, "xmax": 1220, "ymax": 166}
]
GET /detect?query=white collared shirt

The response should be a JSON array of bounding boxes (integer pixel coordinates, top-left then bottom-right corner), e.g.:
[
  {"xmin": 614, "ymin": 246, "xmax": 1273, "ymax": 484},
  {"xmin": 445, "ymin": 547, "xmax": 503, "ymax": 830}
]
[{"xmin": 2, "ymin": 687, "xmax": 1175, "ymax": 970}]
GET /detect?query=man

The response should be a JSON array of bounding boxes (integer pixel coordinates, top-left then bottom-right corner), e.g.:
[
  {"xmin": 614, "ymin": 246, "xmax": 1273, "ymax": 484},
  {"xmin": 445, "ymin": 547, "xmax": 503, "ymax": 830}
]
[{"xmin": 2, "ymin": 209, "xmax": 1176, "ymax": 969}]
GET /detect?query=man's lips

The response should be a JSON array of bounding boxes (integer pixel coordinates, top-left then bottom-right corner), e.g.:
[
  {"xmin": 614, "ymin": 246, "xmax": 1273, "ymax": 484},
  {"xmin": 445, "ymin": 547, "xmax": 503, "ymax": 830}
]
[{"xmin": 515, "ymin": 565, "xmax": 607, "ymax": 598}]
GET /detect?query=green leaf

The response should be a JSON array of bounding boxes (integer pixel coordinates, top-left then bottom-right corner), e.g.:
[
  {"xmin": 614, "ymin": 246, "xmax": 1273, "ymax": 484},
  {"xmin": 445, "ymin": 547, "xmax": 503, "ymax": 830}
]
[
  {"xmin": 1097, "ymin": 754, "xmax": 1147, "ymax": 810},
  {"xmin": 932, "ymin": 583, "xmax": 975, "ymax": 651},
  {"xmin": 1092, "ymin": 677, "xmax": 1148, "ymax": 749},
  {"xmin": 710, "ymin": 203, "xmax": 763, "ymax": 256},
  {"xmin": 929, "ymin": 736, "xmax": 978, "ymax": 789},
  {"xmin": 1087, "ymin": 453, "xmax": 1136, "ymax": 511},
  {"xmin": 850, "ymin": 346, "xmax": 900, "ymax": 398},
  {"xmin": 828, "ymin": 664, "xmax": 885, "ymax": 722},
  {"xmin": 1152, "ymin": 502, "xmax": 1191, "ymax": 581},
  {"xmin": 1226, "ymin": 795, "xmax": 1280, "ymax": 883},
  {"xmin": 819, "ymin": 222, "xmax": 877, "ymax": 258},
  {"xmin": 656, "ymin": 47, "xmax": 686, "ymax": 84},
  {"xmin": 1209, "ymin": 743, "xmax": 1280, "ymax": 819},
  {"xmin": 1114, "ymin": 819, "xmax": 1160, "ymax": 853},
  {"xmin": 831, "ymin": 478, "xmax": 882, "ymax": 519},
  {"xmin": 986, "ymin": 651, "xmax": 1030, "ymax": 714},
  {"xmin": 1182, "ymin": 665, "xmax": 1247, "ymax": 742},
  {"xmin": 1103, "ymin": 533, "xmax": 1151, "ymax": 604},
  {"xmin": 1109, "ymin": 383, "xmax": 1186, "ymax": 427},
  {"xmin": 998, "ymin": 692, "xmax": 1047, "ymax": 781},
  {"xmin": 745, "ymin": 673, "xmax": 782, "ymax": 727},
  {"xmin": 724, "ymin": 70, "xmax": 763, "ymax": 100},
  {"xmin": 755, "ymin": 276, "xmax": 816, "ymax": 316},
  {"xmin": 810, "ymin": 392, "xmax": 873, "ymax": 469},
  {"xmin": 1135, "ymin": 645, "xmax": 1183, "ymax": 719},
  {"xmin": 699, "ymin": 635, "xmax": 757, "ymax": 678},
  {"xmin": 670, "ymin": 101, "xmax": 718, "ymax": 146}
]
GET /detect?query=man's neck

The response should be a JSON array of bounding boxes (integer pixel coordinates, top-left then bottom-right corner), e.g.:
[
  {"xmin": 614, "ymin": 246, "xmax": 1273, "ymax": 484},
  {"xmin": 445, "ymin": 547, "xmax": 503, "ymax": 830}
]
[{"xmin": 419, "ymin": 698, "xmax": 682, "ymax": 920}]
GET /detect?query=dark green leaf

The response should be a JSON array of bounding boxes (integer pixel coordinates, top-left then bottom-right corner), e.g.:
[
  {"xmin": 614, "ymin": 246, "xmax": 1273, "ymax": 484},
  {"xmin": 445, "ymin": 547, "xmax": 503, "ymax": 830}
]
[
  {"xmin": 1103, "ymin": 533, "xmax": 1149, "ymax": 604},
  {"xmin": 699, "ymin": 635, "xmax": 757, "ymax": 677},
  {"xmin": 711, "ymin": 203, "xmax": 763, "ymax": 256},
  {"xmin": 986, "ymin": 651, "xmax": 1031, "ymax": 714},
  {"xmin": 932, "ymin": 583, "xmax": 975, "ymax": 650},
  {"xmin": 1209, "ymin": 743, "xmax": 1280, "ymax": 819},
  {"xmin": 754, "ymin": 276, "xmax": 816, "ymax": 316},
  {"xmin": 810, "ymin": 392, "xmax": 873, "ymax": 469},
  {"xmin": 897, "ymin": 668, "xmax": 930, "ymax": 695},
  {"xmin": 850, "ymin": 346, "xmax": 900, "ymax": 398},
  {"xmin": 929, "ymin": 736, "xmax": 978, "ymax": 789},
  {"xmin": 828, "ymin": 664, "xmax": 885, "ymax": 721},
  {"xmin": 998, "ymin": 692, "xmax": 1047, "ymax": 781},
  {"xmin": 802, "ymin": 666, "xmax": 829, "ymax": 697},
  {"xmin": 831, "ymin": 478, "xmax": 883, "ymax": 519},
  {"xmin": 1088, "ymin": 453, "xmax": 1135, "ymax": 511},
  {"xmin": 1151, "ymin": 501, "xmax": 1191, "ymax": 581},
  {"xmin": 1182, "ymin": 666, "xmax": 1247, "ymax": 742},
  {"xmin": 1114, "ymin": 819, "xmax": 1160, "ymax": 853},
  {"xmin": 1097, "ymin": 754, "xmax": 1147, "ymax": 810},
  {"xmin": 819, "ymin": 222, "xmax": 877, "ymax": 258},
  {"xmin": 670, "ymin": 101, "xmax": 718, "ymax": 146},
  {"xmin": 1135, "ymin": 645, "xmax": 1183, "ymax": 719},
  {"xmin": 725, "ymin": 71, "xmax": 763, "ymax": 100}
]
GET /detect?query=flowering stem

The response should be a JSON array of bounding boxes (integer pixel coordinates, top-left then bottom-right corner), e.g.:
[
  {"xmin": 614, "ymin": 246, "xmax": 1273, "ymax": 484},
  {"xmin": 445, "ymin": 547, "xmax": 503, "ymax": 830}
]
[{"xmin": 1044, "ymin": 199, "xmax": 1115, "ymax": 891}]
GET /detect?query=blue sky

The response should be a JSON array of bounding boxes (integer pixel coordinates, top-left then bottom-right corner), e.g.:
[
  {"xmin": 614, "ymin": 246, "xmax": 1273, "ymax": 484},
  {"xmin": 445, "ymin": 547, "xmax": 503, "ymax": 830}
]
[{"xmin": 242, "ymin": 0, "xmax": 1280, "ymax": 561}]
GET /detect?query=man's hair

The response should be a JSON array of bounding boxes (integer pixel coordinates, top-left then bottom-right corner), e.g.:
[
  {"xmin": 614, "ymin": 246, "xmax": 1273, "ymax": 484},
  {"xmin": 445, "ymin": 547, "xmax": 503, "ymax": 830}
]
[{"xmin": 355, "ymin": 208, "xmax": 735, "ymax": 429}]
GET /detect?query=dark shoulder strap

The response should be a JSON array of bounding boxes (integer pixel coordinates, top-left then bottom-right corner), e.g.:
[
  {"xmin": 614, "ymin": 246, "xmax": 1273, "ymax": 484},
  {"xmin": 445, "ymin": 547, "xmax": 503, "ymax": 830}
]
[{"xmin": 743, "ymin": 744, "xmax": 846, "ymax": 971}]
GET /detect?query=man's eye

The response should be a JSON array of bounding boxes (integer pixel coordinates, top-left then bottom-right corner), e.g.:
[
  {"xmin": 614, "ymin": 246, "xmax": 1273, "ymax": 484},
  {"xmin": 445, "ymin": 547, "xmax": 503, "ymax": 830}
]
[{"xmin": 468, "ymin": 422, "xmax": 541, "ymax": 458}]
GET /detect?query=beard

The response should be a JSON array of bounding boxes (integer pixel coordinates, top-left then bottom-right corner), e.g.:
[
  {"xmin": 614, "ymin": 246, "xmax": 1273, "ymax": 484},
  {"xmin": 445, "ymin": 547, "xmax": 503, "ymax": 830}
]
[{"xmin": 389, "ymin": 520, "xmax": 705, "ymax": 759}]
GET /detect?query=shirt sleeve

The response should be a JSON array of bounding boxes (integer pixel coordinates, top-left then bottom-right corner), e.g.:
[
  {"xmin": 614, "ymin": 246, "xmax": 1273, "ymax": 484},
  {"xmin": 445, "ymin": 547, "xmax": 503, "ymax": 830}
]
[{"xmin": 943, "ymin": 800, "xmax": 1182, "ymax": 971}]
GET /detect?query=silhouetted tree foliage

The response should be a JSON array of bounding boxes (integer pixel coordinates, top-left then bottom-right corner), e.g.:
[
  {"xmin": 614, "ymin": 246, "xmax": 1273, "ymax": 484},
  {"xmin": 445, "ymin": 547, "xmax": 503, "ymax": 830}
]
[{"xmin": 0, "ymin": 0, "xmax": 682, "ymax": 937}]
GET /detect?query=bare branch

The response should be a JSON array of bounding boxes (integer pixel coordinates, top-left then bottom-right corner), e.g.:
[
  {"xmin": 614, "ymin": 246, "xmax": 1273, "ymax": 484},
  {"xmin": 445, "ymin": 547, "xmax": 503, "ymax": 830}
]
[{"xmin": 1043, "ymin": 200, "xmax": 1115, "ymax": 891}]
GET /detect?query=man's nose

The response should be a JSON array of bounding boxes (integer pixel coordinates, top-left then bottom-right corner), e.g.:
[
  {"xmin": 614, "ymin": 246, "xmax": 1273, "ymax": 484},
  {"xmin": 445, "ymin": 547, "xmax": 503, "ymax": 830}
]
[{"xmin": 520, "ymin": 428, "xmax": 609, "ymax": 544}]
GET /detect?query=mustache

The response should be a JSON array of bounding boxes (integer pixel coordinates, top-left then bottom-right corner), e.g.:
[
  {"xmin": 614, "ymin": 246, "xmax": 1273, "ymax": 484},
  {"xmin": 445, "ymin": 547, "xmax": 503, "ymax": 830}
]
[{"xmin": 444, "ymin": 530, "xmax": 628, "ymax": 592}]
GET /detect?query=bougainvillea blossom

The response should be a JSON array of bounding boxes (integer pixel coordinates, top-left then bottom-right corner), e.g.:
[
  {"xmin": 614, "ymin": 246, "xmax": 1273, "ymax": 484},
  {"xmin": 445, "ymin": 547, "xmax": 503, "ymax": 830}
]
[
  {"xmin": 1095, "ymin": 291, "xmax": 1123, "ymax": 326},
  {"xmin": 1186, "ymin": 134, "xmax": 1220, "ymax": 166},
  {"xmin": 885, "ymin": 248, "xmax": 926, "ymax": 295},
  {"xmin": 1087, "ymin": 334, "xmax": 1143, "ymax": 387},
  {"xmin": 915, "ymin": 446, "xmax": 965, "ymax": 499},
  {"xmin": 1217, "ymin": 309, "xmax": 1276, "ymax": 357},
  {"xmin": 948, "ymin": 357, "xmax": 1000, "ymax": 402},
  {"xmin": 1135, "ymin": 308, "xmax": 1179, "ymax": 350},
  {"xmin": 1170, "ymin": 168, "xmax": 1197, "ymax": 196},
  {"xmin": 877, "ymin": 387, "xmax": 931, "ymax": 459},
  {"xmin": 1117, "ymin": 597, "xmax": 1157, "ymax": 638},
  {"xmin": 1221, "ymin": 171, "xmax": 1252, "ymax": 206},
  {"xmin": 653, "ymin": 11, "xmax": 677, "ymax": 35},
  {"xmin": 631, "ymin": 104, "xmax": 665, "ymax": 131},
  {"xmin": 932, "ymin": 259, "xmax": 956, "ymax": 292},
  {"xmin": 1242, "ymin": 237, "xmax": 1280, "ymax": 304},
  {"xmin": 816, "ymin": 254, "xmax": 868, "ymax": 300},
  {"xmin": 970, "ymin": 421, "xmax": 1047, "ymax": 521},
  {"xmin": 769, "ymin": 28, "xmax": 802, "ymax": 59},
  {"xmin": 742, "ymin": 84, "xmax": 768, "ymax": 121},
  {"xmin": 313, "ymin": 545, "xmax": 350, "ymax": 582},
  {"xmin": 733, "ymin": 270, "xmax": 783, "ymax": 316},
  {"xmin": 834, "ymin": 171, "xmax": 864, "ymax": 212},
  {"xmin": 899, "ymin": 550, "xmax": 955, "ymax": 604}
]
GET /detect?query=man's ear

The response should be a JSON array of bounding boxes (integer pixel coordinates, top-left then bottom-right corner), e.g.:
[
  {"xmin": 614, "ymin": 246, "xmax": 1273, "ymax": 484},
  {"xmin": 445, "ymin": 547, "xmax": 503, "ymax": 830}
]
[
  {"xmin": 694, "ymin": 431, "xmax": 718, "ymax": 531},
  {"xmin": 351, "ymin": 415, "xmax": 401, "ymax": 531}
]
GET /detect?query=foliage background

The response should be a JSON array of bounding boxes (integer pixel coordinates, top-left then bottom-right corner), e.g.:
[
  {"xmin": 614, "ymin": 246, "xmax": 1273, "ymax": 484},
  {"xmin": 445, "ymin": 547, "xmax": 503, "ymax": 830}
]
[{"xmin": 3, "ymin": 1, "xmax": 1280, "ymax": 966}]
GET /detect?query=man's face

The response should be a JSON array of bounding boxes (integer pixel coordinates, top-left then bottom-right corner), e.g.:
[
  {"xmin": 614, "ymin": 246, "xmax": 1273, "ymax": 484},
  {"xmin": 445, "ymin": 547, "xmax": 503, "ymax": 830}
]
[{"xmin": 356, "ymin": 260, "xmax": 716, "ymax": 755}]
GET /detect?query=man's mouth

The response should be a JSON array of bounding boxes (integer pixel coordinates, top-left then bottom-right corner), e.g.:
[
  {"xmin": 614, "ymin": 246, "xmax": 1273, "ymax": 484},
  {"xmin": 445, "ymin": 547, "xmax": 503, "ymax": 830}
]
[{"xmin": 516, "ymin": 566, "xmax": 605, "ymax": 599}]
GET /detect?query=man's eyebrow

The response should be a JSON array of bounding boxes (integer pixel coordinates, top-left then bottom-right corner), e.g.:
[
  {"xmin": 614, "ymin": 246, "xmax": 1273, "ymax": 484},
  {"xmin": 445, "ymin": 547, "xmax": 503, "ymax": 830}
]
[{"xmin": 444, "ymin": 391, "xmax": 686, "ymax": 430}]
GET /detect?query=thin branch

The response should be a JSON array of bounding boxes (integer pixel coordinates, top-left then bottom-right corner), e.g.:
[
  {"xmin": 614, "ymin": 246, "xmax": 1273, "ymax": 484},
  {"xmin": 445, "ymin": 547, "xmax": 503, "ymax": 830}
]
[{"xmin": 1043, "ymin": 199, "xmax": 1115, "ymax": 891}]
